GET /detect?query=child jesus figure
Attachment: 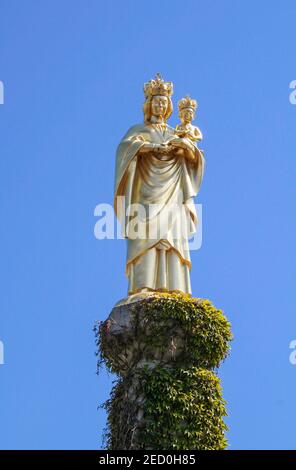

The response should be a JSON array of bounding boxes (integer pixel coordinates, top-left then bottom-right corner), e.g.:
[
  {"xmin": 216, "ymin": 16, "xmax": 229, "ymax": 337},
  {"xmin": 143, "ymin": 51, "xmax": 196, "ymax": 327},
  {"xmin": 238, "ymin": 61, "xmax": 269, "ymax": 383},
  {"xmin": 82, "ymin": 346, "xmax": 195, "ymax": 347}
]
[{"xmin": 175, "ymin": 96, "xmax": 202, "ymax": 142}]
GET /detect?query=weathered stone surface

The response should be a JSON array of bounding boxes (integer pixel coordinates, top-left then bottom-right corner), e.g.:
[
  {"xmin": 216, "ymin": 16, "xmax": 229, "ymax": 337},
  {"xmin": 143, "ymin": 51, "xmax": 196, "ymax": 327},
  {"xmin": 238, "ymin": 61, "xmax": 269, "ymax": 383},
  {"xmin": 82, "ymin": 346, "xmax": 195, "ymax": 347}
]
[{"xmin": 101, "ymin": 296, "xmax": 189, "ymax": 375}]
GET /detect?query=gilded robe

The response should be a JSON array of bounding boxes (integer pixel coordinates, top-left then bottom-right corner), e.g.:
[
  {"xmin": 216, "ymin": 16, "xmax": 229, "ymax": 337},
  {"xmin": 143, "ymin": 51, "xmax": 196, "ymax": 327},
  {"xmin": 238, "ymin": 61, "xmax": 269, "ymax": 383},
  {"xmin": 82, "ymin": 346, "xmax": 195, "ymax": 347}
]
[{"xmin": 114, "ymin": 123, "xmax": 204, "ymax": 295}]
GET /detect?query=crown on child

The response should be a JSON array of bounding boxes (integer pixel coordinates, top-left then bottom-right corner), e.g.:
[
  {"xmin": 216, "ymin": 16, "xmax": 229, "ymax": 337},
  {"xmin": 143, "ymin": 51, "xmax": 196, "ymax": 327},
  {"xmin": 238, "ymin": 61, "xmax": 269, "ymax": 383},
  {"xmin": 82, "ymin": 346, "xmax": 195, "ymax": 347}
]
[
  {"xmin": 144, "ymin": 73, "xmax": 173, "ymax": 98},
  {"xmin": 178, "ymin": 96, "xmax": 197, "ymax": 111}
]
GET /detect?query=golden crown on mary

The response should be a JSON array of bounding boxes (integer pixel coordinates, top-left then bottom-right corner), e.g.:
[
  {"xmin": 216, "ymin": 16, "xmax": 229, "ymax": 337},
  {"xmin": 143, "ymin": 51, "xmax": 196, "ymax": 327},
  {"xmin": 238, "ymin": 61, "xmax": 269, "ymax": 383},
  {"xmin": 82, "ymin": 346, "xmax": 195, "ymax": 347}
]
[{"xmin": 144, "ymin": 73, "xmax": 173, "ymax": 98}]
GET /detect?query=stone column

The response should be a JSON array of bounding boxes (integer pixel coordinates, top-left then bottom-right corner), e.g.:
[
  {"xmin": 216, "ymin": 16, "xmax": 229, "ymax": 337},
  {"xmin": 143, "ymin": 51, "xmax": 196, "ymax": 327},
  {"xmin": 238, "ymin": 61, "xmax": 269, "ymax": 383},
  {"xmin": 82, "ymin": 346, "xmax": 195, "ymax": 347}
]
[{"xmin": 95, "ymin": 293, "xmax": 232, "ymax": 450}]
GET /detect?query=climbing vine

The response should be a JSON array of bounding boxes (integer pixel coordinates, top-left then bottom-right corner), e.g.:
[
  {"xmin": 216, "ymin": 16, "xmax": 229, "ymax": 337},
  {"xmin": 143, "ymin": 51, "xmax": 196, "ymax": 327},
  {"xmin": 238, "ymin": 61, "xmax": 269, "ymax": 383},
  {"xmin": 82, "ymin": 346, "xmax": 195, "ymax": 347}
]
[{"xmin": 95, "ymin": 293, "xmax": 232, "ymax": 450}]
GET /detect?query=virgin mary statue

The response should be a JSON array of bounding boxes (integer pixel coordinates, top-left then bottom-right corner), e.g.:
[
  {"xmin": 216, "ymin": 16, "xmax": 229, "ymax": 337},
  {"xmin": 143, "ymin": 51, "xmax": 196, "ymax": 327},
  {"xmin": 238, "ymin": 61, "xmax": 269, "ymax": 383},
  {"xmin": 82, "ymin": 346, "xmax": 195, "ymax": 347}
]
[{"xmin": 114, "ymin": 74, "xmax": 205, "ymax": 296}]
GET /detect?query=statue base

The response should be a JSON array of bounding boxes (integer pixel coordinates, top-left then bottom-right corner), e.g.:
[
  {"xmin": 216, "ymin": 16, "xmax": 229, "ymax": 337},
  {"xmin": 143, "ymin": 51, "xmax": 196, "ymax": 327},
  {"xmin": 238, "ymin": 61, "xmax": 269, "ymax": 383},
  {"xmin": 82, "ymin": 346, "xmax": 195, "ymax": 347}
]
[{"xmin": 95, "ymin": 292, "xmax": 232, "ymax": 450}]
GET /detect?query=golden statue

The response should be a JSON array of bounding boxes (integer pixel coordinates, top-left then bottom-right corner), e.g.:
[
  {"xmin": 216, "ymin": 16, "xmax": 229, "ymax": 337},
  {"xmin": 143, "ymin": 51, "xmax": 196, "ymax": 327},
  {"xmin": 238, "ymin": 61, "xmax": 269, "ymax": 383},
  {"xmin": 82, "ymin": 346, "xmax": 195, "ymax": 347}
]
[{"xmin": 114, "ymin": 74, "xmax": 205, "ymax": 296}]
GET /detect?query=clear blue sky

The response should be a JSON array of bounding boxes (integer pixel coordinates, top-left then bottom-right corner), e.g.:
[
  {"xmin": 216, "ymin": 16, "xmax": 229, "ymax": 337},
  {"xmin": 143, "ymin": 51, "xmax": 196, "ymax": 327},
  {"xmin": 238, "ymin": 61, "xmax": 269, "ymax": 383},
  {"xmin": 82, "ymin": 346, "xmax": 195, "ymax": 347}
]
[{"xmin": 0, "ymin": 0, "xmax": 295, "ymax": 450}]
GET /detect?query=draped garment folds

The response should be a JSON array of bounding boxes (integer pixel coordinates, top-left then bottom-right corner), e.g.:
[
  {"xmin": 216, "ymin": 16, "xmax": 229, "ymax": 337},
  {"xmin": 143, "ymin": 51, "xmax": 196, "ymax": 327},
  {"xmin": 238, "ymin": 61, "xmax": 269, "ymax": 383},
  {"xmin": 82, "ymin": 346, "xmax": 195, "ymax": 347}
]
[{"xmin": 114, "ymin": 123, "xmax": 205, "ymax": 295}]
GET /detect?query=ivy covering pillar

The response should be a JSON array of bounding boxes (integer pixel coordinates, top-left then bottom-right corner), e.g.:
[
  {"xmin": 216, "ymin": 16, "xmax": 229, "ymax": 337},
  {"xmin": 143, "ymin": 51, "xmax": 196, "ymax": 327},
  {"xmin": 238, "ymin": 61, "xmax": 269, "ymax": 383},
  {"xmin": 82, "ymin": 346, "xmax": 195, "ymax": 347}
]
[{"xmin": 95, "ymin": 293, "xmax": 232, "ymax": 450}]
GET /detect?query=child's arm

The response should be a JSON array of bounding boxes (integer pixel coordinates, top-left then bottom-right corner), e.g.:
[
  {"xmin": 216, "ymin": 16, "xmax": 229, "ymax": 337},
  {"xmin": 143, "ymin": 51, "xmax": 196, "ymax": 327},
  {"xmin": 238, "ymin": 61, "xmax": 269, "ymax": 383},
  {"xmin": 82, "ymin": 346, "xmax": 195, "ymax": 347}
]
[
  {"xmin": 193, "ymin": 126, "xmax": 203, "ymax": 141},
  {"xmin": 175, "ymin": 124, "xmax": 186, "ymax": 137}
]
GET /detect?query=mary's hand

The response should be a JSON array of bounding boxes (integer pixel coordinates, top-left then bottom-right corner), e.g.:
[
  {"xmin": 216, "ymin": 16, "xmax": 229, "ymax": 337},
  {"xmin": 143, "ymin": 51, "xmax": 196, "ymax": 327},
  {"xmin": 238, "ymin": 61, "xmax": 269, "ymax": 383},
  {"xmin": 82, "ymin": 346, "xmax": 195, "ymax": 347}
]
[
  {"xmin": 168, "ymin": 139, "xmax": 197, "ymax": 162},
  {"xmin": 138, "ymin": 143, "xmax": 170, "ymax": 156},
  {"xmin": 157, "ymin": 144, "xmax": 170, "ymax": 154},
  {"xmin": 138, "ymin": 142, "xmax": 156, "ymax": 154},
  {"xmin": 169, "ymin": 138, "xmax": 195, "ymax": 151}
]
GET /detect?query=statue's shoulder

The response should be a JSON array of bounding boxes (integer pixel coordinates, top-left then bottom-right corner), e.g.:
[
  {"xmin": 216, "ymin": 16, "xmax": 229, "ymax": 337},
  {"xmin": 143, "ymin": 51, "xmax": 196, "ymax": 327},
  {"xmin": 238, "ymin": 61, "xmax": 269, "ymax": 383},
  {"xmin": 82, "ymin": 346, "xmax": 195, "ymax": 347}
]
[
  {"xmin": 121, "ymin": 123, "xmax": 152, "ymax": 141},
  {"xmin": 166, "ymin": 124, "xmax": 176, "ymax": 133},
  {"xmin": 121, "ymin": 123, "xmax": 145, "ymax": 136},
  {"xmin": 127, "ymin": 123, "xmax": 145, "ymax": 132}
]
